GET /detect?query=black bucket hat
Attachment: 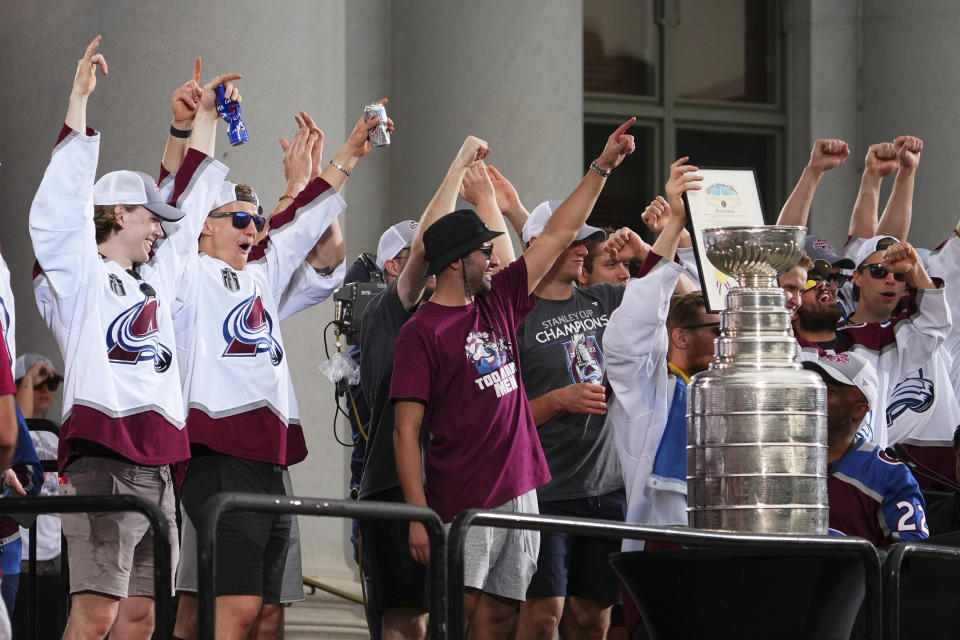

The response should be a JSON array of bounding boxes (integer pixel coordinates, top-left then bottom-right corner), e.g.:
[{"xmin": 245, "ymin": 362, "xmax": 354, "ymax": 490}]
[{"xmin": 423, "ymin": 209, "xmax": 504, "ymax": 276}]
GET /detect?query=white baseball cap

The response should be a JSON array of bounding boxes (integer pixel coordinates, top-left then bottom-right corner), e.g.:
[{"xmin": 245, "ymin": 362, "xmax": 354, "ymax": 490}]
[
  {"xmin": 93, "ymin": 170, "xmax": 187, "ymax": 221},
  {"xmin": 852, "ymin": 235, "xmax": 900, "ymax": 268},
  {"xmin": 14, "ymin": 353, "xmax": 61, "ymax": 382},
  {"xmin": 210, "ymin": 181, "xmax": 262, "ymax": 214},
  {"xmin": 802, "ymin": 351, "xmax": 879, "ymax": 408},
  {"xmin": 521, "ymin": 200, "xmax": 605, "ymax": 244},
  {"xmin": 376, "ymin": 220, "xmax": 418, "ymax": 270}
]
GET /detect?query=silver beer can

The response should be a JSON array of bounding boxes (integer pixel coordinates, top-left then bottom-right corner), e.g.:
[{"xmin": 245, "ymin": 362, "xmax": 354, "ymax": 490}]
[{"xmin": 364, "ymin": 102, "xmax": 391, "ymax": 147}]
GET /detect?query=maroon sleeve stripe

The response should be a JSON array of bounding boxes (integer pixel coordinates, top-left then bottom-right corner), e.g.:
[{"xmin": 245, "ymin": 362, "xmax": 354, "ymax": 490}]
[
  {"xmin": 248, "ymin": 236, "xmax": 271, "ymax": 262},
  {"xmin": 267, "ymin": 177, "xmax": 334, "ymax": 232},
  {"xmin": 158, "ymin": 165, "xmax": 171, "ymax": 183},
  {"xmin": 32, "ymin": 260, "xmax": 43, "ymax": 280},
  {"xmin": 634, "ymin": 251, "xmax": 665, "ymax": 279},
  {"xmin": 168, "ymin": 148, "xmax": 207, "ymax": 205},
  {"xmin": 54, "ymin": 124, "xmax": 96, "ymax": 147}
]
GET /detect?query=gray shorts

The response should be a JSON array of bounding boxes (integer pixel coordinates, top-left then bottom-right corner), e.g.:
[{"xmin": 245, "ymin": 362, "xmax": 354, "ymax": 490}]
[
  {"xmin": 60, "ymin": 456, "xmax": 179, "ymax": 598},
  {"xmin": 175, "ymin": 468, "xmax": 304, "ymax": 604},
  {"xmin": 456, "ymin": 490, "xmax": 539, "ymax": 602}
]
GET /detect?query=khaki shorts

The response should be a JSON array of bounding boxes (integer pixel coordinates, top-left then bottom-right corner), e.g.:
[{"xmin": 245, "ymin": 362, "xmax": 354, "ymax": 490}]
[{"xmin": 61, "ymin": 456, "xmax": 178, "ymax": 598}]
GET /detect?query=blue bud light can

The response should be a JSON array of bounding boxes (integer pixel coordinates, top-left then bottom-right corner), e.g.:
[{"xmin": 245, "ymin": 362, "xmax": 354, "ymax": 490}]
[
  {"xmin": 363, "ymin": 102, "xmax": 390, "ymax": 148},
  {"xmin": 216, "ymin": 84, "xmax": 248, "ymax": 146}
]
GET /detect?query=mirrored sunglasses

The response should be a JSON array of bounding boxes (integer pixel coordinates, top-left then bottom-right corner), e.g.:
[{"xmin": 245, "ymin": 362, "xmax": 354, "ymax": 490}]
[{"xmin": 209, "ymin": 211, "xmax": 266, "ymax": 233}]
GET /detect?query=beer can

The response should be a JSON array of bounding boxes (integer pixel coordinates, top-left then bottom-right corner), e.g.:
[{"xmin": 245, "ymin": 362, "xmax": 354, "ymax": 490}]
[
  {"xmin": 363, "ymin": 102, "xmax": 391, "ymax": 147},
  {"xmin": 216, "ymin": 84, "xmax": 249, "ymax": 146}
]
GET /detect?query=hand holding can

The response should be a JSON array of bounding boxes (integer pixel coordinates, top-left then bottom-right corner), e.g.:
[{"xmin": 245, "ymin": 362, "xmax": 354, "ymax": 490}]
[
  {"xmin": 364, "ymin": 102, "xmax": 390, "ymax": 148},
  {"xmin": 216, "ymin": 83, "xmax": 248, "ymax": 146}
]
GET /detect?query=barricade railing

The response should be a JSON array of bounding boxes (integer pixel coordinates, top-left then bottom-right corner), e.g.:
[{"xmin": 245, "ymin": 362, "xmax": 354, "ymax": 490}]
[
  {"xmin": 196, "ymin": 493, "xmax": 447, "ymax": 640},
  {"xmin": 446, "ymin": 510, "xmax": 882, "ymax": 640},
  {"xmin": 883, "ymin": 541, "xmax": 960, "ymax": 639},
  {"xmin": 1, "ymin": 494, "xmax": 171, "ymax": 638}
]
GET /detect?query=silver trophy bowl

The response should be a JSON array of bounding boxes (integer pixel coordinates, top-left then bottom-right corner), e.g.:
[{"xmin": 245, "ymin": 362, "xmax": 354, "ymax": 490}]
[
  {"xmin": 702, "ymin": 225, "xmax": 806, "ymax": 288},
  {"xmin": 687, "ymin": 225, "xmax": 828, "ymax": 535}
]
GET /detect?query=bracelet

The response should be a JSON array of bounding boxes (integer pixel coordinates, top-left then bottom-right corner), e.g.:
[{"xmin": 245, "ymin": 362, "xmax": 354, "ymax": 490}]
[
  {"xmin": 589, "ymin": 159, "xmax": 612, "ymax": 178},
  {"xmin": 278, "ymin": 194, "xmax": 296, "ymax": 202},
  {"xmin": 329, "ymin": 160, "xmax": 351, "ymax": 177},
  {"xmin": 169, "ymin": 125, "xmax": 191, "ymax": 139}
]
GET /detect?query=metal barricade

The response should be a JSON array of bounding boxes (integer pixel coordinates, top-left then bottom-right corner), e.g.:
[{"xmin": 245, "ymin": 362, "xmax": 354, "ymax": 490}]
[
  {"xmin": 196, "ymin": 493, "xmax": 447, "ymax": 639},
  {"xmin": 446, "ymin": 510, "xmax": 882, "ymax": 640},
  {"xmin": 1, "ymin": 494, "xmax": 172, "ymax": 638},
  {"xmin": 883, "ymin": 541, "xmax": 960, "ymax": 640}
]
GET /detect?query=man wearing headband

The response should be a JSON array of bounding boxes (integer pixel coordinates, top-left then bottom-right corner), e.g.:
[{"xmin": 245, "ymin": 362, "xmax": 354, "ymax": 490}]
[
  {"xmin": 29, "ymin": 37, "xmax": 234, "ymax": 638},
  {"xmin": 392, "ymin": 118, "xmax": 635, "ymax": 639},
  {"xmin": 801, "ymin": 352, "xmax": 927, "ymax": 546},
  {"xmin": 172, "ymin": 105, "xmax": 387, "ymax": 639}
]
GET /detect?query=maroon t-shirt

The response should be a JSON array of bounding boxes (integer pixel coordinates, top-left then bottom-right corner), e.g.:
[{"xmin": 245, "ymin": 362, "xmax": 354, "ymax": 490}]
[{"xmin": 391, "ymin": 256, "xmax": 551, "ymax": 522}]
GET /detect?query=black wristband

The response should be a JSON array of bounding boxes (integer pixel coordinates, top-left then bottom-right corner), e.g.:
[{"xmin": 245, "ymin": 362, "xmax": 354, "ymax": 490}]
[{"xmin": 169, "ymin": 125, "xmax": 191, "ymax": 139}]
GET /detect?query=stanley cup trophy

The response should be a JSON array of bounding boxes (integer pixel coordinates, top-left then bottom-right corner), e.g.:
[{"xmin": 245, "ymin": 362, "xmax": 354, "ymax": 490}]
[{"xmin": 687, "ymin": 226, "xmax": 829, "ymax": 534}]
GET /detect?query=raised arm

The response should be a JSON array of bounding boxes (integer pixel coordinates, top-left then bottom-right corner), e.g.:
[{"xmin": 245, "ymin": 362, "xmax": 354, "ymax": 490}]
[
  {"xmin": 64, "ymin": 35, "xmax": 107, "ymax": 133},
  {"xmin": 776, "ymin": 138, "xmax": 849, "ymax": 226},
  {"xmin": 318, "ymin": 98, "xmax": 394, "ymax": 193},
  {"xmin": 487, "ymin": 165, "xmax": 530, "ymax": 238},
  {"xmin": 160, "ymin": 57, "xmax": 202, "ymax": 176},
  {"xmin": 876, "ymin": 136, "xmax": 923, "ymax": 241},
  {"xmin": 395, "ymin": 135, "xmax": 490, "ymax": 309},
  {"xmin": 460, "ymin": 160, "xmax": 515, "ymax": 267},
  {"xmin": 523, "ymin": 117, "xmax": 636, "ymax": 293},
  {"xmin": 849, "ymin": 143, "xmax": 898, "ymax": 239}
]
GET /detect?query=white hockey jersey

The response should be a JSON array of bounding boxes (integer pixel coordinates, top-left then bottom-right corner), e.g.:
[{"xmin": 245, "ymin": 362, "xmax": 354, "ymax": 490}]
[
  {"xmin": 30, "ymin": 125, "xmax": 227, "ymax": 470},
  {"xmin": 605, "ymin": 255, "xmax": 688, "ymax": 552},
  {"xmin": 0, "ymin": 250, "xmax": 15, "ymax": 381},
  {"xmin": 173, "ymin": 176, "xmax": 346, "ymax": 466}
]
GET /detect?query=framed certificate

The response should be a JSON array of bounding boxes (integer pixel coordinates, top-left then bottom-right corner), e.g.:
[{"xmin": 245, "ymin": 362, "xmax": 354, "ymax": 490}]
[{"xmin": 682, "ymin": 168, "xmax": 766, "ymax": 314}]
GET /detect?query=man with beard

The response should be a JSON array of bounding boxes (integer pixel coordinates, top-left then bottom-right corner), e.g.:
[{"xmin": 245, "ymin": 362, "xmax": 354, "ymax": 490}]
[
  {"xmin": 358, "ymin": 136, "xmax": 499, "ymax": 640},
  {"xmin": 393, "ymin": 119, "xmax": 636, "ymax": 639}
]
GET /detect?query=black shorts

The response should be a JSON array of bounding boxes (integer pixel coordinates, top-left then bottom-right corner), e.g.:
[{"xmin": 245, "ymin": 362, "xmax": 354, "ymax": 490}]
[
  {"xmin": 181, "ymin": 454, "xmax": 291, "ymax": 603},
  {"xmin": 526, "ymin": 488, "xmax": 626, "ymax": 604},
  {"xmin": 359, "ymin": 486, "xmax": 429, "ymax": 613}
]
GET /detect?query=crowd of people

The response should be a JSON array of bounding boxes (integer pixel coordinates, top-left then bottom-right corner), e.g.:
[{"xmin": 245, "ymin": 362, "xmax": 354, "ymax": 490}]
[{"xmin": 0, "ymin": 35, "xmax": 958, "ymax": 640}]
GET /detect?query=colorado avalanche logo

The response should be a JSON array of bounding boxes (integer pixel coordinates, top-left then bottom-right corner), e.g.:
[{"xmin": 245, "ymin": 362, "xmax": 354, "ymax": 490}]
[
  {"xmin": 465, "ymin": 330, "xmax": 508, "ymax": 375},
  {"xmin": 105, "ymin": 296, "xmax": 173, "ymax": 373},
  {"xmin": 0, "ymin": 295, "xmax": 10, "ymax": 363},
  {"xmin": 221, "ymin": 286, "xmax": 283, "ymax": 365},
  {"xmin": 887, "ymin": 368, "xmax": 934, "ymax": 426}
]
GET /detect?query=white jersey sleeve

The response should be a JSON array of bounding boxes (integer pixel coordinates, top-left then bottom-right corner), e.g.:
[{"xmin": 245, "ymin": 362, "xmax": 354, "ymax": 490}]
[
  {"xmin": 149, "ymin": 149, "xmax": 228, "ymax": 288},
  {"xmin": 247, "ymin": 177, "xmax": 346, "ymax": 306},
  {"xmin": 29, "ymin": 125, "xmax": 100, "ymax": 320},
  {"xmin": 277, "ymin": 259, "xmax": 346, "ymax": 321}
]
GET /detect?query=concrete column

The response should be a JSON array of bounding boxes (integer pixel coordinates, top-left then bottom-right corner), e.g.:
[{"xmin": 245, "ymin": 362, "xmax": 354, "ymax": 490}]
[
  {"xmin": 860, "ymin": 0, "xmax": 960, "ymax": 248},
  {"xmin": 388, "ymin": 0, "xmax": 584, "ymax": 238},
  {"xmin": 787, "ymin": 0, "xmax": 863, "ymax": 246}
]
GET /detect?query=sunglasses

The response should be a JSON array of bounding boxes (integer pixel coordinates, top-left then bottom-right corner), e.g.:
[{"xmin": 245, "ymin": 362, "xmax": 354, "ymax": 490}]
[
  {"xmin": 125, "ymin": 268, "xmax": 157, "ymax": 297},
  {"xmin": 681, "ymin": 321, "xmax": 721, "ymax": 336},
  {"xmin": 475, "ymin": 244, "xmax": 494, "ymax": 259},
  {"xmin": 34, "ymin": 378, "xmax": 60, "ymax": 392},
  {"xmin": 209, "ymin": 211, "xmax": 266, "ymax": 233},
  {"xmin": 858, "ymin": 263, "xmax": 906, "ymax": 282},
  {"xmin": 804, "ymin": 272, "xmax": 850, "ymax": 291}
]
